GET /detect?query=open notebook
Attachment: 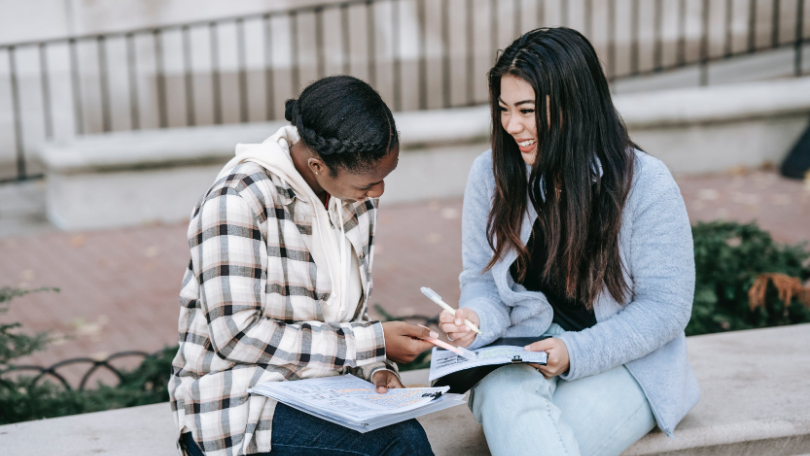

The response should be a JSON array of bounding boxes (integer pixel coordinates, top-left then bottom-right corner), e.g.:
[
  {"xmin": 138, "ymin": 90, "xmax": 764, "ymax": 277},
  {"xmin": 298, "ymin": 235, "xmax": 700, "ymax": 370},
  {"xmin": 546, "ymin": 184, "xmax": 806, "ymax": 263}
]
[
  {"xmin": 430, "ymin": 337, "xmax": 550, "ymax": 394},
  {"xmin": 249, "ymin": 374, "xmax": 465, "ymax": 433}
]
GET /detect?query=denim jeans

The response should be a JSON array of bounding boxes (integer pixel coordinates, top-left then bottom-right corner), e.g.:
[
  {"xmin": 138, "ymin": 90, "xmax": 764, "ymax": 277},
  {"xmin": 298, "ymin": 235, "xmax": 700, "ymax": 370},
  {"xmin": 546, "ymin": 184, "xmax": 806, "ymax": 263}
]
[
  {"xmin": 469, "ymin": 324, "xmax": 656, "ymax": 456},
  {"xmin": 181, "ymin": 402, "xmax": 433, "ymax": 456}
]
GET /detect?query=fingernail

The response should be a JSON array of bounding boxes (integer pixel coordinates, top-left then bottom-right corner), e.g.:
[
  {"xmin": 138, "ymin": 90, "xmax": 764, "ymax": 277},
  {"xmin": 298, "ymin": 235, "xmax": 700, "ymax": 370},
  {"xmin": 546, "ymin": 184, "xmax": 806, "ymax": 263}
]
[
  {"xmin": 524, "ymin": 346, "xmax": 530, "ymax": 350},
  {"xmin": 455, "ymin": 319, "xmax": 462, "ymax": 325},
  {"xmin": 430, "ymin": 331, "xmax": 439, "ymax": 338}
]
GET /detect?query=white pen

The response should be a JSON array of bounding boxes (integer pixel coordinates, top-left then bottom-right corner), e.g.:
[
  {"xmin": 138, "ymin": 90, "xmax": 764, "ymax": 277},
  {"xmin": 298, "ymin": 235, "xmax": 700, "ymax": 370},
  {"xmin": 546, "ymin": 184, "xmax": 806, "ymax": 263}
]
[{"xmin": 420, "ymin": 287, "xmax": 483, "ymax": 335}]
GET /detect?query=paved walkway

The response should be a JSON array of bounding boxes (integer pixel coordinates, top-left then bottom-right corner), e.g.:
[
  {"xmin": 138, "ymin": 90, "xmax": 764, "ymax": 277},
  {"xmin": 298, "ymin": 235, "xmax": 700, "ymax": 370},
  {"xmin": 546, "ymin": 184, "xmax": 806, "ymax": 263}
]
[{"xmin": 1, "ymin": 171, "xmax": 808, "ymax": 386}]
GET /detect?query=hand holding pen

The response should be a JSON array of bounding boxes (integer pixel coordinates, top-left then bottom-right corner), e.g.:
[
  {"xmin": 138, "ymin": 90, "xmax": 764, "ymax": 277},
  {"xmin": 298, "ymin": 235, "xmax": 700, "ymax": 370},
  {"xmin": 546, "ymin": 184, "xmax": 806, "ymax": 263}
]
[
  {"xmin": 438, "ymin": 308, "xmax": 480, "ymax": 348},
  {"xmin": 420, "ymin": 287, "xmax": 482, "ymax": 349}
]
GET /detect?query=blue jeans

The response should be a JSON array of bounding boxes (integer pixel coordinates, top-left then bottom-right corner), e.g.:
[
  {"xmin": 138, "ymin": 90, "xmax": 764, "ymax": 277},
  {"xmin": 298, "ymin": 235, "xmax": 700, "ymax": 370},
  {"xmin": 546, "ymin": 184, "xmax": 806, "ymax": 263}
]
[
  {"xmin": 469, "ymin": 324, "xmax": 655, "ymax": 456},
  {"xmin": 181, "ymin": 402, "xmax": 433, "ymax": 456}
]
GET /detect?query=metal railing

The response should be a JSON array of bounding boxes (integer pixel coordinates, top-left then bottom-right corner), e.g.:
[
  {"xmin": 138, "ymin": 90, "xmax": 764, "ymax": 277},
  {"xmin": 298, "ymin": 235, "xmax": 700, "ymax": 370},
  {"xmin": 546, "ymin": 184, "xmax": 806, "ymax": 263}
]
[
  {"xmin": 0, "ymin": 350, "xmax": 159, "ymax": 391},
  {"xmin": 0, "ymin": 0, "xmax": 807, "ymax": 183}
]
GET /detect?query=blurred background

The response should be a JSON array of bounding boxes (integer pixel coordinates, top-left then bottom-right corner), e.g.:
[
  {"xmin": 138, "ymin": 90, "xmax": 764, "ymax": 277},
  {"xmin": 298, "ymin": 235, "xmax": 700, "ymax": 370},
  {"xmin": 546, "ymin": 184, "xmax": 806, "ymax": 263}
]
[{"xmin": 0, "ymin": 0, "xmax": 809, "ymax": 421}]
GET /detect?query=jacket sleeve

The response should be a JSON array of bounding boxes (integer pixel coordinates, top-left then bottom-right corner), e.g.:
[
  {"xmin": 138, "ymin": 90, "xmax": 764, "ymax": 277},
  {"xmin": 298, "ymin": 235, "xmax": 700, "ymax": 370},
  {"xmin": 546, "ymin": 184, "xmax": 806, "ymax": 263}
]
[
  {"xmin": 557, "ymin": 165, "xmax": 695, "ymax": 381},
  {"xmin": 458, "ymin": 155, "xmax": 512, "ymax": 349},
  {"xmin": 192, "ymin": 186, "xmax": 386, "ymax": 369}
]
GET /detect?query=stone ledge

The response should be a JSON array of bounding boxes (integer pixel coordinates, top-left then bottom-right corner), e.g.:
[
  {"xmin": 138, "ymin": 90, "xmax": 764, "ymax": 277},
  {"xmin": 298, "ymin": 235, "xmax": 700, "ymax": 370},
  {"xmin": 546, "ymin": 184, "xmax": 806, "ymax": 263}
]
[{"xmin": 2, "ymin": 324, "xmax": 808, "ymax": 456}]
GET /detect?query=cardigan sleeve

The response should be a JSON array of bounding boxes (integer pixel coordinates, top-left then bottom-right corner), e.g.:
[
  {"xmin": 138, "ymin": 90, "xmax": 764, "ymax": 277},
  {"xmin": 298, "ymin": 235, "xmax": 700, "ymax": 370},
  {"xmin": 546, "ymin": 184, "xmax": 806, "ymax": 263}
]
[
  {"xmin": 557, "ymin": 163, "xmax": 695, "ymax": 381},
  {"xmin": 458, "ymin": 154, "xmax": 512, "ymax": 348},
  {"xmin": 191, "ymin": 186, "xmax": 386, "ymax": 369}
]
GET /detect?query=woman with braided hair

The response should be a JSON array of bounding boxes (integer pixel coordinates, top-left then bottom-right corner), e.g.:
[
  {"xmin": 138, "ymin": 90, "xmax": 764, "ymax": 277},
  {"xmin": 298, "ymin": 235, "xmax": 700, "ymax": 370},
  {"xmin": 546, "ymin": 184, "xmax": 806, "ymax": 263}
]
[
  {"xmin": 440, "ymin": 28, "xmax": 699, "ymax": 455},
  {"xmin": 169, "ymin": 75, "xmax": 435, "ymax": 456}
]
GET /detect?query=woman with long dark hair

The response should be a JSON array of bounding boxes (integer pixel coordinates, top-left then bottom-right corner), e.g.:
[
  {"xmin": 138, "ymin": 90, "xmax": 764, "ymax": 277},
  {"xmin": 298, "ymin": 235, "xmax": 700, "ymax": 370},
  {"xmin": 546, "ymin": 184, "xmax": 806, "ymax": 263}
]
[
  {"xmin": 440, "ymin": 28, "xmax": 699, "ymax": 455},
  {"xmin": 170, "ymin": 75, "xmax": 435, "ymax": 456}
]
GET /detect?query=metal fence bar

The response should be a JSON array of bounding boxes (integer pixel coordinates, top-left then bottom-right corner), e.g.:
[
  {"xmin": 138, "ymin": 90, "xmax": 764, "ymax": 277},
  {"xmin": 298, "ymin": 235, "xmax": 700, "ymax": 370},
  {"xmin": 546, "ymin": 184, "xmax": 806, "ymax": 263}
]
[
  {"xmin": 314, "ymin": 7, "xmax": 325, "ymax": 79},
  {"xmin": 537, "ymin": 0, "xmax": 544, "ymax": 27},
  {"xmin": 366, "ymin": 1, "xmax": 376, "ymax": 87},
  {"xmin": 491, "ymin": 0, "xmax": 498, "ymax": 58},
  {"xmin": 608, "ymin": 0, "xmax": 616, "ymax": 81},
  {"xmin": 97, "ymin": 36, "xmax": 112, "ymax": 132},
  {"xmin": 68, "ymin": 39, "xmax": 84, "ymax": 135},
  {"xmin": 210, "ymin": 22, "xmax": 223, "ymax": 125},
  {"xmin": 264, "ymin": 14, "xmax": 275, "ymax": 120},
  {"xmin": 748, "ymin": 0, "xmax": 757, "ymax": 52},
  {"xmin": 341, "ymin": 3, "xmax": 351, "ymax": 75},
  {"xmin": 772, "ymin": 0, "xmax": 781, "ymax": 47},
  {"xmin": 585, "ymin": 0, "xmax": 593, "ymax": 38},
  {"xmin": 417, "ymin": 0, "xmax": 427, "ymax": 110},
  {"xmin": 38, "ymin": 43, "xmax": 54, "ymax": 139},
  {"xmin": 125, "ymin": 33, "xmax": 140, "ymax": 130},
  {"xmin": 392, "ymin": 0, "xmax": 402, "ymax": 111},
  {"xmin": 797, "ymin": 0, "xmax": 805, "ymax": 76},
  {"xmin": 237, "ymin": 18, "xmax": 249, "ymax": 123},
  {"xmin": 677, "ymin": 0, "xmax": 686, "ymax": 65},
  {"xmin": 631, "ymin": 0, "xmax": 640, "ymax": 75},
  {"xmin": 514, "ymin": 0, "xmax": 522, "ymax": 35},
  {"xmin": 153, "ymin": 30, "xmax": 168, "ymax": 128},
  {"xmin": 467, "ymin": 0, "xmax": 475, "ymax": 105},
  {"xmin": 725, "ymin": 0, "xmax": 734, "ymax": 56},
  {"xmin": 442, "ymin": 0, "xmax": 451, "ymax": 108},
  {"xmin": 654, "ymin": 0, "xmax": 663, "ymax": 70},
  {"xmin": 700, "ymin": 0, "xmax": 711, "ymax": 85},
  {"xmin": 182, "ymin": 26, "xmax": 196, "ymax": 127},
  {"xmin": 8, "ymin": 47, "xmax": 26, "ymax": 179}
]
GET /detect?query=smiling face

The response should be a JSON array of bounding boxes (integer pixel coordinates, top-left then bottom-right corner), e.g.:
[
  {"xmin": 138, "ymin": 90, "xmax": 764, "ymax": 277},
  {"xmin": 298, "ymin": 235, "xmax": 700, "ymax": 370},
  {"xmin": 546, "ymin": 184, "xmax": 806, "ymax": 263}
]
[
  {"xmin": 498, "ymin": 74, "xmax": 541, "ymax": 165},
  {"xmin": 310, "ymin": 146, "xmax": 399, "ymax": 203}
]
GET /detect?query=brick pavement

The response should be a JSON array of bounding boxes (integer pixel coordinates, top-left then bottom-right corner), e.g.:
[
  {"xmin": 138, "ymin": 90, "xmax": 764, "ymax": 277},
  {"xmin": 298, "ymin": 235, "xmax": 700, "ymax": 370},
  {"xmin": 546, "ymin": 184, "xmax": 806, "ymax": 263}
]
[{"xmin": 1, "ymin": 170, "xmax": 808, "ymax": 386}]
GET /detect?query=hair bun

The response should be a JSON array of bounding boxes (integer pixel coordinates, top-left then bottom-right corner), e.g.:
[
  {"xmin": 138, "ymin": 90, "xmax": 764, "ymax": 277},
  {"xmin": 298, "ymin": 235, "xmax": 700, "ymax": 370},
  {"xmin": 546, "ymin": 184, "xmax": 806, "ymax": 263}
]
[{"xmin": 284, "ymin": 99, "xmax": 298, "ymax": 123}]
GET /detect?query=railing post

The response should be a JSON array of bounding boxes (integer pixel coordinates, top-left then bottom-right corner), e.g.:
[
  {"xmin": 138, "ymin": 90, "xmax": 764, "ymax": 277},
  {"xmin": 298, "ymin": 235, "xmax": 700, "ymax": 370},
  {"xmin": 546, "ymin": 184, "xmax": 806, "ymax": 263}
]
[
  {"xmin": 97, "ymin": 36, "xmax": 112, "ymax": 132},
  {"xmin": 772, "ymin": 0, "xmax": 781, "ymax": 48},
  {"xmin": 796, "ymin": 0, "xmax": 805, "ymax": 77},
  {"xmin": 264, "ymin": 14, "xmax": 275, "ymax": 121},
  {"xmin": 314, "ymin": 7, "xmax": 325, "ymax": 80},
  {"xmin": 182, "ymin": 25, "xmax": 196, "ymax": 127},
  {"xmin": 341, "ymin": 4, "xmax": 351, "ymax": 76},
  {"xmin": 290, "ymin": 11, "xmax": 300, "ymax": 95},
  {"xmin": 466, "ymin": 0, "xmax": 475, "ymax": 106},
  {"xmin": 747, "ymin": 0, "xmax": 757, "ymax": 53},
  {"xmin": 442, "ymin": 0, "xmax": 450, "ymax": 108},
  {"xmin": 38, "ymin": 43, "xmax": 54, "ymax": 140},
  {"xmin": 126, "ymin": 33, "xmax": 141, "ymax": 131},
  {"xmin": 417, "ymin": 0, "xmax": 427, "ymax": 110},
  {"xmin": 8, "ymin": 47, "xmax": 26, "ymax": 180},
  {"xmin": 210, "ymin": 22, "xmax": 223, "ymax": 125},
  {"xmin": 366, "ymin": 1, "xmax": 376, "ymax": 87},
  {"xmin": 237, "ymin": 18, "xmax": 249, "ymax": 123},
  {"xmin": 153, "ymin": 30, "xmax": 168, "ymax": 129},
  {"xmin": 69, "ymin": 38, "xmax": 84, "ymax": 135},
  {"xmin": 701, "ymin": 0, "xmax": 710, "ymax": 85},
  {"xmin": 631, "ymin": 0, "xmax": 640, "ymax": 75},
  {"xmin": 392, "ymin": 0, "xmax": 402, "ymax": 112}
]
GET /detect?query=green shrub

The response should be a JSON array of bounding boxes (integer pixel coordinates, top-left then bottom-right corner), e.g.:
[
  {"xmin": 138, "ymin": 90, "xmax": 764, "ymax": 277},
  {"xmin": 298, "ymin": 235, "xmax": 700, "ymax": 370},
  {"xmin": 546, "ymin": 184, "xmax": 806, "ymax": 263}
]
[{"xmin": 688, "ymin": 221, "xmax": 810, "ymax": 336}]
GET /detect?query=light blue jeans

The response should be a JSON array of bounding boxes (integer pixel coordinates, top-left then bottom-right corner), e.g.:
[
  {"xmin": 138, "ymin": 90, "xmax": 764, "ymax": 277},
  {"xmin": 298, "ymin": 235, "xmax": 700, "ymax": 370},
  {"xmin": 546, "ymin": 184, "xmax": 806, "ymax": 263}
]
[{"xmin": 469, "ymin": 324, "xmax": 656, "ymax": 456}]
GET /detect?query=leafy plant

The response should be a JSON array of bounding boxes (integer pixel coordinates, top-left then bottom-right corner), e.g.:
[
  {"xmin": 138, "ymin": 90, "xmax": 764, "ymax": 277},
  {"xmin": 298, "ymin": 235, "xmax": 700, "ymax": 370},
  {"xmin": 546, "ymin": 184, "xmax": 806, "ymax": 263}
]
[{"xmin": 688, "ymin": 221, "xmax": 810, "ymax": 336}]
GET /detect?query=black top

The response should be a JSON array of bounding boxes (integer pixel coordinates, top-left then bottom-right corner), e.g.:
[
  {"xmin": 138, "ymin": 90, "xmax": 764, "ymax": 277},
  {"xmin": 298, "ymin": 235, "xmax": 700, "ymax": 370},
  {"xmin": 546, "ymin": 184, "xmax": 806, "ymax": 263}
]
[{"xmin": 510, "ymin": 219, "xmax": 597, "ymax": 332}]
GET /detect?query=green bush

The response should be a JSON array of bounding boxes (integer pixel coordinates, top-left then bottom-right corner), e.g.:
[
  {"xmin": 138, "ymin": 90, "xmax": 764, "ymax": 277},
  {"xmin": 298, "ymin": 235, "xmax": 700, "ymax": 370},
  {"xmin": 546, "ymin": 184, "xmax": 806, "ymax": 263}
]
[
  {"xmin": 1, "ymin": 220, "xmax": 809, "ymax": 424},
  {"xmin": 688, "ymin": 221, "xmax": 810, "ymax": 336}
]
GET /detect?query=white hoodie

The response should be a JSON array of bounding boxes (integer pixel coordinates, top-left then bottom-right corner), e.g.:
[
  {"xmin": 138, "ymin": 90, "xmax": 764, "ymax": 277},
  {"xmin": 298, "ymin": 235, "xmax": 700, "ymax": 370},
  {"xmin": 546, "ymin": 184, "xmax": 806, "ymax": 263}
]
[{"xmin": 215, "ymin": 126, "xmax": 363, "ymax": 322}]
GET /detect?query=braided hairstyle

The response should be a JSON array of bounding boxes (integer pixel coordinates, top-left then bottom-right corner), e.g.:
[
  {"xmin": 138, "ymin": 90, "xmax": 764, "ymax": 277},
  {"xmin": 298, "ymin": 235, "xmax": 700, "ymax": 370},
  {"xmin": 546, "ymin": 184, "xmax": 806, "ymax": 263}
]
[{"xmin": 285, "ymin": 75, "xmax": 399, "ymax": 175}]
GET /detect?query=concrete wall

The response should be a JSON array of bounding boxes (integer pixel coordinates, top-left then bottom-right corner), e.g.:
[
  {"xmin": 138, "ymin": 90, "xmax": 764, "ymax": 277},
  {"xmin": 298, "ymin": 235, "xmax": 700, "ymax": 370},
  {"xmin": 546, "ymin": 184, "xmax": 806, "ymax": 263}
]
[{"xmin": 34, "ymin": 77, "xmax": 810, "ymax": 231}]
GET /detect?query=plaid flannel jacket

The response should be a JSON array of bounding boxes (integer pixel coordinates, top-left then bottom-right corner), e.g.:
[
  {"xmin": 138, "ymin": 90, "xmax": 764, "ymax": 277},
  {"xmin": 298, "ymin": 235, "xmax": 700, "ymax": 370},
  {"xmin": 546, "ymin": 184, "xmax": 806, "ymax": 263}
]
[{"xmin": 169, "ymin": 162, "xmax": 393, "ymax": 455}]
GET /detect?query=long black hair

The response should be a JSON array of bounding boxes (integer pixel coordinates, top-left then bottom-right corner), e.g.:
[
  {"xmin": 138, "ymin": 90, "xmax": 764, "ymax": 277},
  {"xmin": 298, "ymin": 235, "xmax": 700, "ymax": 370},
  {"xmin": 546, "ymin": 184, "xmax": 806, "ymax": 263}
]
[
  {"xmin": 285, "ymin": 75, "xmax": 399, "ymax": 175},
  {"xmin": 486, "ymin": 27, "xmax": 636, "ymax": 307}
]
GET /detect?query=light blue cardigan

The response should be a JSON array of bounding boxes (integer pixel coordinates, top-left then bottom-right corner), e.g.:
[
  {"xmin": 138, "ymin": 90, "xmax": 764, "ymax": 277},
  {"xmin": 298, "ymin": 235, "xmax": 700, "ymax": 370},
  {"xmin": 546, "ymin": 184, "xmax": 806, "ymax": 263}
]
[{"xmin": 460, "ymin": 149, "xmax": 700, "ymax": 438}]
